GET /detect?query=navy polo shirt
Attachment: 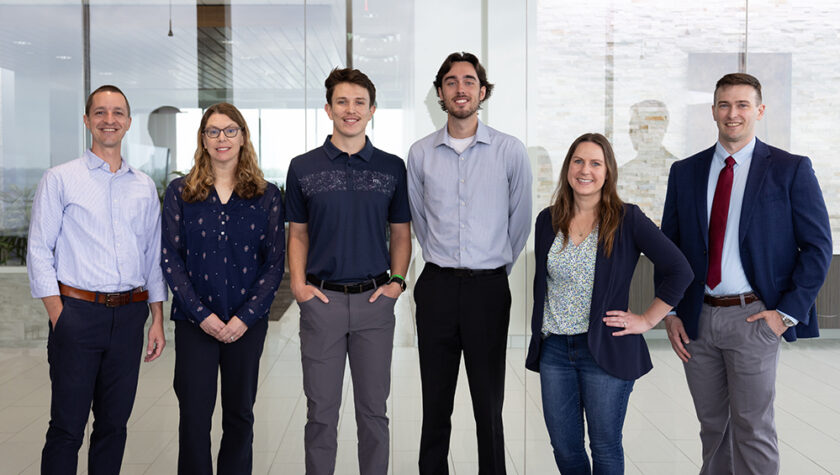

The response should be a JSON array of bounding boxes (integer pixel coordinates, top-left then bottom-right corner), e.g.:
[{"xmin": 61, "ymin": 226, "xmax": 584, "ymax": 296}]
[{"xmin": 285, "ymin": 136, "xmax": 411, "ymax": 283}]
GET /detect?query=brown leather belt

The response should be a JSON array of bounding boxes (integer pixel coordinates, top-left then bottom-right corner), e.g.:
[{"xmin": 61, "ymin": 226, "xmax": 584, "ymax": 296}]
[
  {"xmin": 59, "ymin": 282, "xmax": 148, "ymax": 307},
  {"xmin": 703, "ymin": 292, "xmax": 759, "ymax": 307}
]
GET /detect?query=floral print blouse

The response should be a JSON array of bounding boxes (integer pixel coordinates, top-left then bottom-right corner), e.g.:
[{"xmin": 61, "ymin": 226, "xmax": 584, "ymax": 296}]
[{"xmin": 542, "ymin": 227, "xmax": 598, "ymax": 336}]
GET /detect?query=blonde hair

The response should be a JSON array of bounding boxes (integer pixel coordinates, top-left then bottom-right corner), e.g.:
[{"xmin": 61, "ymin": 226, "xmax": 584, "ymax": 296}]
[
  {"xmin": 550, "ymin": 133, "xmax": 624, "ymax": 257},
  {"xmin": 181, "ymin": 102, "xmax": 267, "ymax": 202}
]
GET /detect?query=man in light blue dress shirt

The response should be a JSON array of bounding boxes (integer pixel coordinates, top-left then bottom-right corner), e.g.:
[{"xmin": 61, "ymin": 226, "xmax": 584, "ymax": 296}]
[
  {"xmin": 27, "ymin": 85, "xmax": 167, "ymax": 474},
  {"xmin": 407, "ymin": 52, "xmax": 532, "ymax": 475},
  {"xmin": 660, "ymin": 73, "xmax": 831, "ymax": 474}
]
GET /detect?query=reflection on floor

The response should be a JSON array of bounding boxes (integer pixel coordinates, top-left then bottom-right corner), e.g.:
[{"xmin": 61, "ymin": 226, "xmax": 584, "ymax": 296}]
[{"xmin": 1, "ymin": 295, "xmax": 840, "ymax": 474}]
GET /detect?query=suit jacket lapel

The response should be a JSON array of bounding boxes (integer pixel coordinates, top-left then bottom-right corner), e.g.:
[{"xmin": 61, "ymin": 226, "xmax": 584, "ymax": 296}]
[
  {"xmin": 694, "ymin": 146, "xmax": 715, "ymax": 248},
  {"xmin": 739, "ymin": 138, "xmax": 771, "ymax": 243}
]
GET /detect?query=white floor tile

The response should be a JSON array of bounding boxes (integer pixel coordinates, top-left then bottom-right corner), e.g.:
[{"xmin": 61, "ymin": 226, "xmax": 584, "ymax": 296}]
[{"xmin": 122, "ymin": 430, "xmax": 176, "ymax": 464}]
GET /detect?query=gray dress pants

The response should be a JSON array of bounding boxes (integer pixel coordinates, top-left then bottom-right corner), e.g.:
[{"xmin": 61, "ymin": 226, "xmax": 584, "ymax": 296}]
[
  {"xmin": 299, "ymin": 288, "xmax": 396, "ymax": 475},
  {"xmin": 684, "ymin": 300, "xmax": 781, "ymax": 475}
]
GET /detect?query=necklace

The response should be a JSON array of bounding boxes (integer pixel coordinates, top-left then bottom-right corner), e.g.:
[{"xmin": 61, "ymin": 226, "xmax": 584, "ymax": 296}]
[{"xmin": 571, "ymin": 217, "xmax": 597, "ymax": 239}]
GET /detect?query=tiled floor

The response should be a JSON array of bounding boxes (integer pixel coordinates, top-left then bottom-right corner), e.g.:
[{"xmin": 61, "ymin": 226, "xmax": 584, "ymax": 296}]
[{"xmin": 2, "ymin": 296, "xmax": 840, "ymax": 474}]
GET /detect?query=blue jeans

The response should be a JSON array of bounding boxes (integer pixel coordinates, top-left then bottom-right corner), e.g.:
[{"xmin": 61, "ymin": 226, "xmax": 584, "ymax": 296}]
[{"xmin": 539, "ymin": 333, "xmax": 634, "ymax": 475}]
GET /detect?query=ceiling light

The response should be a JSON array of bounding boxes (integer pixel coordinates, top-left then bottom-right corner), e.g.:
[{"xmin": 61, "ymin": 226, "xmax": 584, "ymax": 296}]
[{"xmin": 168, "ymin": 0, "xmax": 174, "ymax": 37}]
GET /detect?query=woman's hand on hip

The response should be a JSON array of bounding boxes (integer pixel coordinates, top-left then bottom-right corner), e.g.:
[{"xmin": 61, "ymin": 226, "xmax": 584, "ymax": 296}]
[{"xmin": 603, "ymin": 310, "xmax": 655, "ymax": 336}]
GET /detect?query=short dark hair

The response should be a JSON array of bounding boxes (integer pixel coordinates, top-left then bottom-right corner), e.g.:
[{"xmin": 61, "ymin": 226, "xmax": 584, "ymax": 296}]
[
  {"xmin": 325, "ymin": 67, "xmax": 376, "ymax": 106},
  {"xmin": 715, "ymin": 73, "xmax": 762, "ymax": 104},
  {"xmin": 85, "ymin": 85, "xmax": 131, "ymax": 117},
  {"xmin": 433, "ymin": 52, "xmax": 494, "ymax": 111}
]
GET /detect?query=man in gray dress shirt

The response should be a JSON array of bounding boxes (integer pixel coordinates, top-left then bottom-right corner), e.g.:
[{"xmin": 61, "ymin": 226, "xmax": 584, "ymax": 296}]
[{"xmin": 407, "ymin": 51, "xmax": 532, "ymax": 475}]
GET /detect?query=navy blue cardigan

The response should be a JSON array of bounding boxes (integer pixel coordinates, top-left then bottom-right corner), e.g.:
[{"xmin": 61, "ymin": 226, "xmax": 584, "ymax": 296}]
[{"xmin": 525, "ymin": 204, "xmax": 693, "ymax": 380}]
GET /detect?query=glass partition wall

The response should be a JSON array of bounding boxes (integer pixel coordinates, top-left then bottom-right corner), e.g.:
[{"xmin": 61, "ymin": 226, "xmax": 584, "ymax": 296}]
[{"xmin": 1, "ymin": 0, "xmax": 838, "ymax": 473}]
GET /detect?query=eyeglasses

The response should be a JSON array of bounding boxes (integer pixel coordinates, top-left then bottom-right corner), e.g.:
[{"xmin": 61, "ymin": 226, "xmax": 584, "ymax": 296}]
[{"xmin": 203, "ymin": 126, "xmax": 243, "ymax": 139}]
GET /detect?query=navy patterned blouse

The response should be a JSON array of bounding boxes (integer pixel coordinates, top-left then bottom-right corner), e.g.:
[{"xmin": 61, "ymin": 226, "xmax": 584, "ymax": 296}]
[{"xmin": 161, "ymin": 177, "xmax": 285, "ymax": 327}]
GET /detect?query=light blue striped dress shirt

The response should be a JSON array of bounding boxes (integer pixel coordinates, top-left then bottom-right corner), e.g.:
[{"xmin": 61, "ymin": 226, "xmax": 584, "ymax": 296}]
[
  {"xmin": 407, "ymin": 120, "xmax": 532, "ymax": 273},
  {"xmin": 27, "ymin": 150, "xmax": 167, "ymax": 302},
  {"xmin": 706, "ymin": 139, "xmax": 754, "ymax": 297}
]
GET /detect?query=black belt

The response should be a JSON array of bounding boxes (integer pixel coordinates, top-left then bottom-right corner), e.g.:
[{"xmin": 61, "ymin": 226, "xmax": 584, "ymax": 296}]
[
  {"xmin": 703, "ymin": 292, "xmax": 759, "ymax": 307},
  {"xmin": 306, "ymin": 273, "xmax": 389, "ymax": 294},
  {"xmin": 426, "ymin": 262, "xmax": 506, "ymax": 277}
]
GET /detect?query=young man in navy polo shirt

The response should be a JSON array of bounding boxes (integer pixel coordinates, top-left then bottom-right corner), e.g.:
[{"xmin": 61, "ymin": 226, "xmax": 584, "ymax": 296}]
[{"xmin": 285, "ymin": 67, "xmax": 411, "ymax": 475}]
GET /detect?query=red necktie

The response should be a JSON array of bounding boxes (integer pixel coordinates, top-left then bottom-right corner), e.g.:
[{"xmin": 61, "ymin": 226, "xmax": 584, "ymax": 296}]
[{"xmin": 707, "ymin": 156, "xmax": 735, "ymax": 289}]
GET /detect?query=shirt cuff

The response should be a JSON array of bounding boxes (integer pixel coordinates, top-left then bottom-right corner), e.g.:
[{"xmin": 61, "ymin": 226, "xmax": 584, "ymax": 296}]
[
  {"xmin": 146, "ymin": 285, "xmax": 168, "ymax": 304},
  {"xmin": 776, "ymin": 309, "xmax": 799, "ymax": 326},
  {"xmin": 30, "ymin": 279, "xmax": 60, "ymax": 299},
  {"xmin": 191, "ymin": 305, "xmax": 213, "ymax": 324}
]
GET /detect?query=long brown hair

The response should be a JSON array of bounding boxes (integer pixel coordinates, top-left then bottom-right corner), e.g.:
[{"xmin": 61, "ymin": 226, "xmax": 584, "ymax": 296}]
[
  {"xmin": 181, "ymin": 102, "xmax": 267, "ymax": 202},
  {"xmin": 550, "ymin": 133, "xmax": 624, "ymax": 257}
]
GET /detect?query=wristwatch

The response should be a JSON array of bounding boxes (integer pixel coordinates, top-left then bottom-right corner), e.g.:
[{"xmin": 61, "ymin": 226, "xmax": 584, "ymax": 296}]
[
  {"xmin": 781, "ymin": 314, "xmax": 797, "ymax": 327},
  {"xmin": 388, "ymin": 275, "xmax": 407, "ymax": 292}
]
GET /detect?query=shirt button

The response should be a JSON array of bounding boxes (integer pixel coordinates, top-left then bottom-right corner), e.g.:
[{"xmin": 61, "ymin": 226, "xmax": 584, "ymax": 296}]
[
  {"xmin": 460, "ymin": 156, "xmax": 464, "ymax": 161},
  {"xmin": 461, "ymin": 201, "xmax": 465, "ymax": 206},
  {"xmin": 460, "ymin": 179, "xmax": 465, "ymax": 183}
]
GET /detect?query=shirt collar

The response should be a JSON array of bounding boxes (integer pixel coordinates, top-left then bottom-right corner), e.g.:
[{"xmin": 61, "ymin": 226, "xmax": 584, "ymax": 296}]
[
  {"xmin": 433, "ymin": 118, "xmax": 492, "ymax": 150},
  {"xmin": 323, "ymin": 135, "xmax": 374, "ymax": 162},
  {"xmin": 714, "ymin": 136, "xmax": 756, "ymax": 168},
  {"xmin": 84, "ymin": 149, "xmax": 132, "ymax": 175}
]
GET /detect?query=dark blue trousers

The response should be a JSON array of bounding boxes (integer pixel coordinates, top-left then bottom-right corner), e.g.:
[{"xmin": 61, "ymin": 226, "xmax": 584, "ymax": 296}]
[
  {"xmin": 41, "ymin": 296, "xmax": 149, "ymax": 475},
  {"xmin": 173, "ymin": 318, "xmax": 268, "ymax": 475}
]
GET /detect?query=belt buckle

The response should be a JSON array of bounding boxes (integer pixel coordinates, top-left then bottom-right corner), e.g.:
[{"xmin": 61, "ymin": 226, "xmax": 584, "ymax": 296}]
[{"xmin": 103, "ymin": 292, "xmax": 123, "ymax": 307}]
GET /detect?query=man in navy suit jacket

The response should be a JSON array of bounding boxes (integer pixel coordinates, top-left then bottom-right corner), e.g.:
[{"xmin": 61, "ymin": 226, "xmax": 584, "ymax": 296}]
[{"xmin": 660, "ymin": 73, "xmax": 832, "ymax": 474}]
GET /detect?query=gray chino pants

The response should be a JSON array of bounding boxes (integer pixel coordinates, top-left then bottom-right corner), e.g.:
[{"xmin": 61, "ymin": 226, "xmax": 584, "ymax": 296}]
[
  {"xmin": 684, "ymin": 299, "xmax": 781, "ymax": 475},
  {"xmin": 299, "ymin": 288, "xmax": 397, "ymax": 475}
]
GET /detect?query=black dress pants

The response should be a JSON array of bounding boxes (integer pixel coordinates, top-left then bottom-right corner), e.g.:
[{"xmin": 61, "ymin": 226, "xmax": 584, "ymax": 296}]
[
  {"xmin": 415, "ymin": 263, "xmax": 511, "ymax": 475},
  {"xmin": 173, "ymin": 317, "xmax": 268, "ymax": 475},
  {"xmin": 42, "ymin": 296, "xmax": 149, "ymax": 475}
]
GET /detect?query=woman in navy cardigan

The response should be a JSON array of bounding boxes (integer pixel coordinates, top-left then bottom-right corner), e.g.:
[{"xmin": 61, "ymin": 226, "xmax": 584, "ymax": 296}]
[{"xmin": 525, "ymin": 133, "xmax": 692, "ymax": 474}]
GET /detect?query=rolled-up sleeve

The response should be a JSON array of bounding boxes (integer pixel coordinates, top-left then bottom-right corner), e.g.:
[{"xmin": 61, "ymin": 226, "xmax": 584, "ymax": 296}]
[{"xmin": 27, "ymin": 169, "xmax": 63, "ymax": 298}]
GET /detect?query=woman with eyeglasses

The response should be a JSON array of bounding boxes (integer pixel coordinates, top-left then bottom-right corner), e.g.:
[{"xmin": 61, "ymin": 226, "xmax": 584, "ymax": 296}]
[
  {"xmin": 525, "ymin": 133, "xmax": 692, "ymax": 474},
  {"xmin": 161, "ymin": 102, "xmax": 285, "ymax": 474}
]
